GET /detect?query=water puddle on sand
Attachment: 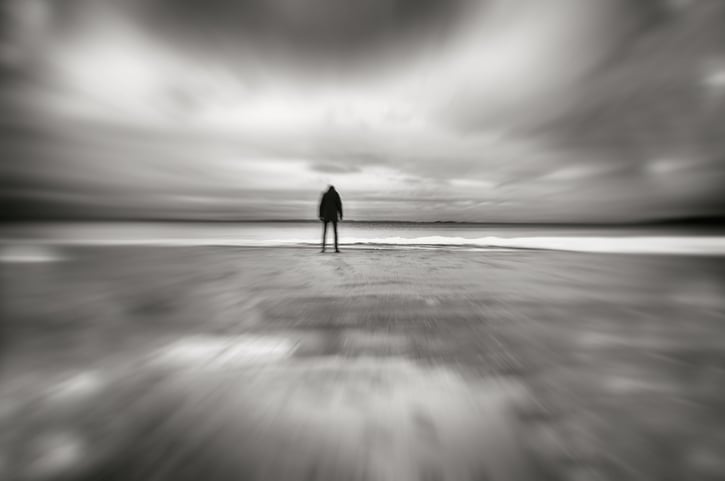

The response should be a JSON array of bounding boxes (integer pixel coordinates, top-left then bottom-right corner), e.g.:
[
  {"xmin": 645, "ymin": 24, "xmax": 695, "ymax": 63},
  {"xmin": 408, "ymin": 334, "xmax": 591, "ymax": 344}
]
[
  {"xmin": 2, "ymin": 336, "xmax": 534, "ymax": 481},
  {"xmin": 132, "ymin": 333, "xmax": 536, "ymax": 480},
  {"xmin": 154, "ymin": 357, "xmax": 533, "ymax": 481},
  {"xmin": 148, "ymin": 335, "xmax": 298, "ymax": 368},
  {"xmin": 146, "ymin": 329, "xmax": 415, "ymax": 368}
]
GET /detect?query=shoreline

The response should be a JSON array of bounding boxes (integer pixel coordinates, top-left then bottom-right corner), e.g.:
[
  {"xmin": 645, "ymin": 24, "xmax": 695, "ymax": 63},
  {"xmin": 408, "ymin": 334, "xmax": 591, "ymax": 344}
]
[{"xmin": 2, "ymin": 235, "xmax": 725, "ymax": 256}]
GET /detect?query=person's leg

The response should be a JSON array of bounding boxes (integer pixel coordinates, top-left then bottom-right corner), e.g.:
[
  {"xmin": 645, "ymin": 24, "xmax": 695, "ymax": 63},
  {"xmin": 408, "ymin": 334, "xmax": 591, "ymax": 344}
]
[
  {"xmin": 333, "ymin": 221, "xmax": 339, "ymax": 252},
  {"xmin": 321, "ymin": 221, "xmax": 328, "ymax": 252}
]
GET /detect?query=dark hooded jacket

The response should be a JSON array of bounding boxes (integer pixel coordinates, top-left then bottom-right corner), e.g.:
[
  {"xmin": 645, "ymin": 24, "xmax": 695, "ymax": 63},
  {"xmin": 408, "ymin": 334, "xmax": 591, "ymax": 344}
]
[{"xmin": 319, "ymin": 187, "xmax": 343, "ymax": 222}]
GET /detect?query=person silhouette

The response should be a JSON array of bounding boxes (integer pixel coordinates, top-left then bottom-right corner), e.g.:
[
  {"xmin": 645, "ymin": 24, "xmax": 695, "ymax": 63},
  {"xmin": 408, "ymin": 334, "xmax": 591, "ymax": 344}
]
[{"xmin": 319, "ymin": 185, "xmax": 343, "ymax": 253}]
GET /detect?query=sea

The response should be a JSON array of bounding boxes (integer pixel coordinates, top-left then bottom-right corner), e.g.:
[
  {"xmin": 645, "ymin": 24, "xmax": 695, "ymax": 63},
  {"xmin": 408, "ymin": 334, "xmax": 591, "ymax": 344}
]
[{"xmin": 1, "ymin": 221, "xmax": 725, "ymax": 257}]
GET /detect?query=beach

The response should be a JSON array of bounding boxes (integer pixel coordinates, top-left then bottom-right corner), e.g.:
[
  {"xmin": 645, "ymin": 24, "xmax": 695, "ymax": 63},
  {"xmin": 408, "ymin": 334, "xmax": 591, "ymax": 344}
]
[
  {"xmin": 3, "ymin": 0, "xmax": 725, "ymax": 478},
  {"xmin": 2, "ymin": 242, "xmax": 725, "ymax": 481}
]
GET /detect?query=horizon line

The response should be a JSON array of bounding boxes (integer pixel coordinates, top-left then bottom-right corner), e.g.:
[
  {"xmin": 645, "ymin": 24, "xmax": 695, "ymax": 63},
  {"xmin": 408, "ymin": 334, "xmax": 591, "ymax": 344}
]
[{"xmin": 3, "ymin": 215, "xmax": 725, "ymax": 226}]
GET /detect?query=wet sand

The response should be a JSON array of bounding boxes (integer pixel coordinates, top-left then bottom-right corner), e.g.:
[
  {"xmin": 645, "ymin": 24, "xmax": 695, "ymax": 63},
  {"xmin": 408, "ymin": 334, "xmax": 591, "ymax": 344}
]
[{"xmin": 2, "ymin": 246, "xmax": 725, "ymax": 481}]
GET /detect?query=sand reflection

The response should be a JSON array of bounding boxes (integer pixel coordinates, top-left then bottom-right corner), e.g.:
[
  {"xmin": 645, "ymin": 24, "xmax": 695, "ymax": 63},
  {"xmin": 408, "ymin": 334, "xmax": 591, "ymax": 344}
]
[
  {"xmin": 150, "ymin": 335, "xmax": 298, "ymax": 368},
  {"xmin": 147, "ymin": 358, "xmax": 532, "ymax": 481}
]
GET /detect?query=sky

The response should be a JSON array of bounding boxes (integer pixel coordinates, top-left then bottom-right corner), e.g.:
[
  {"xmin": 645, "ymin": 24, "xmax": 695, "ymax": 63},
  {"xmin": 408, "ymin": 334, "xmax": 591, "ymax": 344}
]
[{"xmin": 1, "ymin": 0, "xmax": 724, "ymax": 222}]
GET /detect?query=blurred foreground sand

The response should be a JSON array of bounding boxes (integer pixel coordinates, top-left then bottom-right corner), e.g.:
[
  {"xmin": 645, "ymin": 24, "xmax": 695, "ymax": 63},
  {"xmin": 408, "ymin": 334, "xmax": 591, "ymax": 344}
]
[{"xmin": 2, "ymin": 246, "xmax": 725, "ymax": 481}]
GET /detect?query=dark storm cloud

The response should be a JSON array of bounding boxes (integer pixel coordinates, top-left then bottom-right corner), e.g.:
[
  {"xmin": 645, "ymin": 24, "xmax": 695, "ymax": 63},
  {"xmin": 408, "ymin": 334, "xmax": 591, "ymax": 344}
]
[{"xmin": 111, "ymin": 0, "xmax": 475, "ymax": 75}]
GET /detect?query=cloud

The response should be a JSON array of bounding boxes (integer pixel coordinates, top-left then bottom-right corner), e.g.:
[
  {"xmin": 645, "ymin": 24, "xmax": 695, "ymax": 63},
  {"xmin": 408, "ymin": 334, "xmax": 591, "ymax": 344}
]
[
  {"xmin": 540, "ymin": 164, "xmax": 621, "ymax": 182},
  {"xmin": 309, "ymin": 162, "xmax": 362, "ymax": 174},
  {"xmin": 541, "ymin": 1, "xmax": 725, "ymax": 172},
  {"xmin": 116, "ymin": 0, "xmax": 473, "ymax": 72},
  {"xmin": 1, "ymin": 0, "xmax": 724, "ymax": 222}
]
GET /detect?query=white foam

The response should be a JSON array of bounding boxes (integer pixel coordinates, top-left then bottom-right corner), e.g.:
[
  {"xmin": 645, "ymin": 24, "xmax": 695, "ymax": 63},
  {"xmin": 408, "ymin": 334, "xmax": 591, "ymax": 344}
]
[
  {"xmin": 338, "ymin": 235, "xmax": 725, "ymax": 254},
  {"xmin": 4, "ymin": 235, "xmax": 725, "ymax": 255}
]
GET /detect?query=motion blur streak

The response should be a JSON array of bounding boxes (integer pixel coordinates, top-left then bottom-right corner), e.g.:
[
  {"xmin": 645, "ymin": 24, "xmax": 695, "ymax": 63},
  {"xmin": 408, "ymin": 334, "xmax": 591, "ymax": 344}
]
[{"xmin": 3, "ymin": 246, "xmax": 725, "ymax": 480}]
